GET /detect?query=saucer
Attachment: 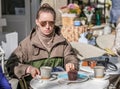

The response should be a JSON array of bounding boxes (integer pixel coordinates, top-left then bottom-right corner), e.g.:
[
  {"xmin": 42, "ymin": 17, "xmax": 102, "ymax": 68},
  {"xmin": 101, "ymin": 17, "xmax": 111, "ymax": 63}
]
[
  {"xmin": 92, "ymin": 75, "xmax": 109, "ymax": 80},
  {"xmin": 35, "ymin": 74, "xmax": 57, "ymax": 81},
  {"xmin": 58, "ymin": 73, "xmax": 89, "ymax": 84},
  {"xmin": 30, "ymin": 74, "xmax": 57, "ymax": 88}
]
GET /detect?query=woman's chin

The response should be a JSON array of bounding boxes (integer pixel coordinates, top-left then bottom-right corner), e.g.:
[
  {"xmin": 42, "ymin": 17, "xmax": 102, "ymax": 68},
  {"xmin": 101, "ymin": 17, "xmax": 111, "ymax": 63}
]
[
  {"xmin": 44, "ymin": 32, "xmax": 51, "ymax": 36},
  {"xmin": 43, "ymin": 31, "xmax": 53, "ymax": 36}
]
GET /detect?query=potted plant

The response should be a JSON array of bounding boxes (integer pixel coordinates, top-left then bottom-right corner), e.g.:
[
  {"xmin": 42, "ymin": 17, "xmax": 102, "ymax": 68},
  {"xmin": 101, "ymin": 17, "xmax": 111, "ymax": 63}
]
[{"xmin": 59, "ymin": 3, "xmax": 81, "ymax": 26}]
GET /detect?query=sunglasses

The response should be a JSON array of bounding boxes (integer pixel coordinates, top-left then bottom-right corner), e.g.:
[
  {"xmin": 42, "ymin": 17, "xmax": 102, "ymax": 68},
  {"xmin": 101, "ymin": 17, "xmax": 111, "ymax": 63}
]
[{"xmin": 40, "ymin": 21, "xmax": 55, "ymax": 27}]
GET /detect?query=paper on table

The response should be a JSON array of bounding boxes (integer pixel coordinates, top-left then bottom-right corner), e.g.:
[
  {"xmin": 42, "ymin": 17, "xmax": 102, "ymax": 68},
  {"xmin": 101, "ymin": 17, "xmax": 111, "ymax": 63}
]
[{"xmin": 70, "ymin": 42, "xmax": 106, "ymax": 60}]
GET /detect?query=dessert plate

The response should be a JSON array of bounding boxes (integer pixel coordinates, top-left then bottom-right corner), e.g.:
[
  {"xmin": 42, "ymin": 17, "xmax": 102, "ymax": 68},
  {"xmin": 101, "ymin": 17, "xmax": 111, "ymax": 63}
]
[{"xmin": 58, "ymin": 73, "xmax": 89, "ymax": 84}]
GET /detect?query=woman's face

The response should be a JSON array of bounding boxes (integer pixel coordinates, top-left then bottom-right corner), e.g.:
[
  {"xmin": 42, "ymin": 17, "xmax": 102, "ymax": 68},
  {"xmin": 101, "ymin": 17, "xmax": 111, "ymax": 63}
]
[{"xmin": 36, "ymin": 12, "xmax": 55, "ymax": 35}]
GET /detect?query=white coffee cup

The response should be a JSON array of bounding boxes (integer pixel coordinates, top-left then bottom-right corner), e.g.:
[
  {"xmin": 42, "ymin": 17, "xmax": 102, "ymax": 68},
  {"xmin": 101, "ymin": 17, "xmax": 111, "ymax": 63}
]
[
  {"xmin": 94, "ymin": 66, "xmax": 105, "ymax": 78},
  {"xmin": 40, "ymin": 66, "xmax": 52, "ymax": 79}
]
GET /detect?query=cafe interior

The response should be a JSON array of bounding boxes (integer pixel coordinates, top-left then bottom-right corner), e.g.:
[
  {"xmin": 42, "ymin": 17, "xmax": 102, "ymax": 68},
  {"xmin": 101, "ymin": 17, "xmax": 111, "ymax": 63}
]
[{"xmin": 0, "ymin": 0, "xmax": 120, "ymax": 89}]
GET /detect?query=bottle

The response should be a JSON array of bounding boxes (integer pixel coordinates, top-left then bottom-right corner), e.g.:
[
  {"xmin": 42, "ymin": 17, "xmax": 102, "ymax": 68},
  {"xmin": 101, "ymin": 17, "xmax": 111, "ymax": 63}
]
[{"xmin": 95, "ymin": 8, "xmax": 101, "ymax": 25}]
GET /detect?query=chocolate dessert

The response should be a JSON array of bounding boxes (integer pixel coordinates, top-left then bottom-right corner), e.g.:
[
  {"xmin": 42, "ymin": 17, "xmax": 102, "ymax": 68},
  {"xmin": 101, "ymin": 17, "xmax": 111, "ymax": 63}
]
[{"xmin": 68, "ymin": 70, "xmax": 78, "ymax": 81}]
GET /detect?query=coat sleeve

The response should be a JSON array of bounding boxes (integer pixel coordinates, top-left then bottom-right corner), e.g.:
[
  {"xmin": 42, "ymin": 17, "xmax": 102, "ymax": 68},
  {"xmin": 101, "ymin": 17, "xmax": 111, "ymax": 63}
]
[
  {"xmin": 63, "ymin": 41, "xmax": 79, "ymax": 70},
  {"xmin": 6, "ymin": 41, "xmax": 30, "ymax": 79}
]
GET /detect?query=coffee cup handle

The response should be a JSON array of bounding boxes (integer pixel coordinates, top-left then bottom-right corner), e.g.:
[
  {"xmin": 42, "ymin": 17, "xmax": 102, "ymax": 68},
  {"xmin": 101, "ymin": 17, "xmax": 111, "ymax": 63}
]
[{"xmin": 35, "ymin": 75, "xmax": 43, "ymax": 82}]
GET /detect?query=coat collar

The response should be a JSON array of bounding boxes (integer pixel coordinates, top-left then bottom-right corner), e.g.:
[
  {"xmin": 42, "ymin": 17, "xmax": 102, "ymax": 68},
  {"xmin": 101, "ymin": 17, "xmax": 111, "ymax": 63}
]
[{"xmin": 30, "ymin": 27, "xmax": 66, "ymax": 49}]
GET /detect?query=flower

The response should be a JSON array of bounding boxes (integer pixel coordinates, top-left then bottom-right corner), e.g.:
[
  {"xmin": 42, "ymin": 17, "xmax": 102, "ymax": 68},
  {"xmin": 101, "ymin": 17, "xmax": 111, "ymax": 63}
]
[
  {"xmin": 83, "ymin": 6, "xmax": 95, "ymax": 15},
  {"xmin": 60, "ymin": 3, "xmax": 81, "ymax": 15}
]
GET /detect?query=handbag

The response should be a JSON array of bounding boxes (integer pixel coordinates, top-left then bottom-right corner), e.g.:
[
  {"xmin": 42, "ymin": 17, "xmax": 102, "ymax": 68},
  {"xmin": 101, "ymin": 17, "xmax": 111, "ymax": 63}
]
[
  {"xmin": 17, "ymin": 75, "xmax": 32, "ymax": 89},
  {"xmin": 96, "ymin": 58, "xmax": 118, "ymax": 71},
  {"xmin": 109, "ymin": 74, "xmax": 120, "ymax": 89}
]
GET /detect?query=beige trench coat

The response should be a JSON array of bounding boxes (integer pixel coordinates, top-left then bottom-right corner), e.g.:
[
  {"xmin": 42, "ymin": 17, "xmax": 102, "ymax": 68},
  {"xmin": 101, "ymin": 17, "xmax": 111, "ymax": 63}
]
[{"xmin": 6, "ymin": 27, "xmax": 79, "ymax": 78}]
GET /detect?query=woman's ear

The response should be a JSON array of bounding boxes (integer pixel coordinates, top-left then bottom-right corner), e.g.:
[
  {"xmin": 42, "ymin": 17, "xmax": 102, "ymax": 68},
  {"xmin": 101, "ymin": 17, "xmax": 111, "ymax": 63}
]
[{"xmin": 35, "ymin": 19, "xmax": 39, "ymax": 26}]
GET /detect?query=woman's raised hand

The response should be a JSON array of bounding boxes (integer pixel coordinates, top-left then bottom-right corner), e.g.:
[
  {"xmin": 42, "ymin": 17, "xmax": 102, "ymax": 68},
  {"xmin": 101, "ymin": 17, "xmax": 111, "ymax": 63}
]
[{"xmin": 65, "ymin": 63, "xmax": 75, "ymax": 72}]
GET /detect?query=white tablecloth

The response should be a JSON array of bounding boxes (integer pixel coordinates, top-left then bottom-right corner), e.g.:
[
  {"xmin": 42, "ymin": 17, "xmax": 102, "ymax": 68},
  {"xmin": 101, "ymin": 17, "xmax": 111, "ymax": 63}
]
[{"xmin": 30, "ymin": 72, "xmax": 109, "ymax": 89}]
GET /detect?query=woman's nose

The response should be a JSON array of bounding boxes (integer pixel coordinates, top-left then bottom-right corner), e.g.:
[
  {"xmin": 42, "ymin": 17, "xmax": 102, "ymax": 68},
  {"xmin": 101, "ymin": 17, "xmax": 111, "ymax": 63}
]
[{"xmin": 46, "ymin": 22, "xmax": 50, "ymax": 28}]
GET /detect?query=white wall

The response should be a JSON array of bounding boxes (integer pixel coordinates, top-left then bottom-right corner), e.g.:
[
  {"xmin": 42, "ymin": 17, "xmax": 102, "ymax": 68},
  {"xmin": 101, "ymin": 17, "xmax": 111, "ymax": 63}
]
[
  {"xmin": 0, "ymin": 0, "xmax": 6, "ymax": 32},
  {"xmin": 2, "ymin": 0, "xmax": 31, "ymax": 42},
  {"xmin": 31, "ymin": 0, "xmax": 40, "ymax": 28}
]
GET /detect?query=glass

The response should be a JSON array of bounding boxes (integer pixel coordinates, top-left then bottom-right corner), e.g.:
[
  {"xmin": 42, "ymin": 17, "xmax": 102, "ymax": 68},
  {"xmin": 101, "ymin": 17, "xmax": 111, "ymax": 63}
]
[{"xmin": 1, "ymin": 0, "xmax": 25, "ymax": 15}]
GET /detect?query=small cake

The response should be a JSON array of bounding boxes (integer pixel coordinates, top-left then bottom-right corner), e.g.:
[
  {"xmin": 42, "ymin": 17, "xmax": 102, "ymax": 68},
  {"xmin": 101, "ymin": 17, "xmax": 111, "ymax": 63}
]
[{"xmin": 68, "ymin": 70, "xmax": 78, "ymax": 81}]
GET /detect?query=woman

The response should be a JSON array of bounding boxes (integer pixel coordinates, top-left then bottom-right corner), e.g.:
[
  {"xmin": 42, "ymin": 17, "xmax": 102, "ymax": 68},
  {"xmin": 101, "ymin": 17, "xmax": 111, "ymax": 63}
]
[
  {"xmin": 0, "ymin": 66, "xmax": 12, "ymax": 89},
  {"xmin": 112, "ymin": 18, "xmax": 120, "ymax": 55},
  {"xmin": 6, "ymin": 3, "xmax": 79, "ymax": 88},
  {"xmin": 110, "ymin": 0, "xmax": 120, "ymax": 27}
]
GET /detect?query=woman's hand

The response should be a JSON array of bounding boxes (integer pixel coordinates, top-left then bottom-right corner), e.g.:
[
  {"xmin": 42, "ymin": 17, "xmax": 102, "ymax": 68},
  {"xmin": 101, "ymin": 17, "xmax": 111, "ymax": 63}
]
[
  {"xmin": 65, "ymin": 63, "xmax": 75, "ymax": 72},
  {"xmin": 26, "ymin": 66, "xmax": 40, "ymax": 78}
]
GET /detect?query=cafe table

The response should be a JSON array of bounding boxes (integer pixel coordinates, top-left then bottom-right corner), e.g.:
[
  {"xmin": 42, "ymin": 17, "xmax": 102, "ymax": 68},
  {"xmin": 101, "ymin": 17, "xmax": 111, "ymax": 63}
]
[{"xmin": 30, "ymin": 71, "xmax": 109, "ymax": 89}]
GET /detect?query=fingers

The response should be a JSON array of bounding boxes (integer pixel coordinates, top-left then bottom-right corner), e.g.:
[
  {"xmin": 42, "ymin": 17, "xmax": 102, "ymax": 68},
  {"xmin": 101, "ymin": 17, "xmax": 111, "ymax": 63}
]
[
  {"xmin": 29, "ymin": 67, "xmax": 40, "ymax": 78},
  {"xmin": 65, "ymin": 63, "xmax": 75, "ymax": 72}
]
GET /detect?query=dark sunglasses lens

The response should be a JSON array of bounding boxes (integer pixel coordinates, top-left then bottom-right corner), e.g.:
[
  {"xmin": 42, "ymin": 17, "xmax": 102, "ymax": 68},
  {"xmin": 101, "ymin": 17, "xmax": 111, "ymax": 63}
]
[
  {"xmin": 40, "ymin": 21, "xmax": 54, "ymax": 27},
  {"xmin": 49, "ymin": 21, "xmax": 54, "ymax": 26},
  {"xmin": 40, "ymin": 21, "xmax": 47, "ymax": 27}
]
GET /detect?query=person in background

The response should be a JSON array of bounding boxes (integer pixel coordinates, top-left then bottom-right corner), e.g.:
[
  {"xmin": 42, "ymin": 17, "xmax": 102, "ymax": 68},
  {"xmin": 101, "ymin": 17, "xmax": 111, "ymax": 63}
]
[
  {"xmin": 6, "ymin": 3, "xmax": 79, "ymax": 88},
  {"xmin": 0, "ymin": 66, "xmax": 12, "ymax": 89},
  {"xmin": 112, "ymin": 17, "xmax": 120, "ymax": 54},
  {"xmin": 110, "ymin": 0, "xmax": 120, "ymax": 27}
]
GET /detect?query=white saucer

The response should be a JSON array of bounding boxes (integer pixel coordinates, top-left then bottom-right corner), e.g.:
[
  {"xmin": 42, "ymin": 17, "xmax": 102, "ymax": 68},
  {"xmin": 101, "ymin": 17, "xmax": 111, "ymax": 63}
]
[
  {"xmin": 35, "ymin": 74, "xmax": 57, "ymax": 81},
  {"xmin": 30, "ymin": 74, "xmax": 57, "ymax": 88},
  {"xmin": 92, "ymin": 75, "xmax": 109, "ymax": 80},
  {"xmin": 58, "ymin": 73, "xmax": 89, "ymax": 84}
]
